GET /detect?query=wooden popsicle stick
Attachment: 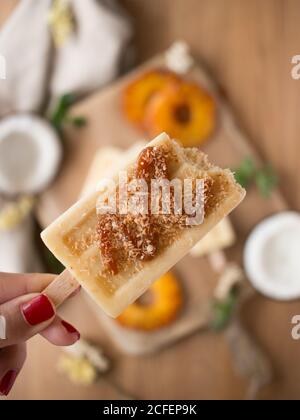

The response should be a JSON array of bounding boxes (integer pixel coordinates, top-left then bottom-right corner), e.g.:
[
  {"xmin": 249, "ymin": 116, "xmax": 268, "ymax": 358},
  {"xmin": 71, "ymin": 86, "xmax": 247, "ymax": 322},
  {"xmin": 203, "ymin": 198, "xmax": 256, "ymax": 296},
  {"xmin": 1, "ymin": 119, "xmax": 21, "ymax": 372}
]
[{"xmin": 42, "ymin": 269, "xmax": 79, "ymax": 308}]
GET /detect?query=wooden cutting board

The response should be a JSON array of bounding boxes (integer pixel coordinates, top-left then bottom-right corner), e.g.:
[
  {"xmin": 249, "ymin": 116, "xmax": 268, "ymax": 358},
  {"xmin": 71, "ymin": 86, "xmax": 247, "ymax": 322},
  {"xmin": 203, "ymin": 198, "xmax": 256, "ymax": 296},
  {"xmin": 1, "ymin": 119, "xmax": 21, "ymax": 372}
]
[
  {"xmin": 37, "ymin": 47, "xmax": 287, "ymax": 351},
  {"xmin": 34, "ymin": 45, "xmax": 290, "ymax": 396},
  {"xmin": 37, "ymin": 50, "xmax": 287, "ymax": 226}
]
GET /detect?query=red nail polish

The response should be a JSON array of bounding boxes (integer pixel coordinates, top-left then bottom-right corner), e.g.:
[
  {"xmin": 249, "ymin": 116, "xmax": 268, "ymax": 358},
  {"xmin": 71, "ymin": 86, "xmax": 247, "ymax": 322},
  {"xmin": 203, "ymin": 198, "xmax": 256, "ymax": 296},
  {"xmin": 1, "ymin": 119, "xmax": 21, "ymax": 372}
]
[
  {"xmin": 61, "ymin": 321, "xmax": 80, "ymax": 340},
  {"xmin": 21, "ymin": 294, "xmax": 55, "ymax": 326},
  {"xmin": 0, "ymin": 370, "xmax": 18, "ymax": 396}
]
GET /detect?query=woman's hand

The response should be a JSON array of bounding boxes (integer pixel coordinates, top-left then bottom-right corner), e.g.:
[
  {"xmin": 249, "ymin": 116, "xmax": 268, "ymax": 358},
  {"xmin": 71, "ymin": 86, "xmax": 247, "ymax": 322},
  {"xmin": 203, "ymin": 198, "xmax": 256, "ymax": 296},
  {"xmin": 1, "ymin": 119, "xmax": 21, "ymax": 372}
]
[{"xmin": 0, "ymin": 272, "xmax": 81, "ymax": 396}]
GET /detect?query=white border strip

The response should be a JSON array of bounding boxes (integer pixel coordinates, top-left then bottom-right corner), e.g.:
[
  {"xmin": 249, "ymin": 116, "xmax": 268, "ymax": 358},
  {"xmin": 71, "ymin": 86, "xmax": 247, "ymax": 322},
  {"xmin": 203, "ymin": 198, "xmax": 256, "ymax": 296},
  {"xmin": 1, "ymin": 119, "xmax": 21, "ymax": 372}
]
[{"xmin": 0, "ymin": 315, "xmax": 6, "ymax": 340}]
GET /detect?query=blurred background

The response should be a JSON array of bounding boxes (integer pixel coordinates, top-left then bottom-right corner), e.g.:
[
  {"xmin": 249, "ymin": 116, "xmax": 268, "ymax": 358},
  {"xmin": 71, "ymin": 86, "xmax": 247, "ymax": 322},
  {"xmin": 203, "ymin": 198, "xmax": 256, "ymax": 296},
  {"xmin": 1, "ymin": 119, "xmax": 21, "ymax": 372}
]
[{"xmin": 1, "ymin": 0, "xmax": 300, "ymax": 400}]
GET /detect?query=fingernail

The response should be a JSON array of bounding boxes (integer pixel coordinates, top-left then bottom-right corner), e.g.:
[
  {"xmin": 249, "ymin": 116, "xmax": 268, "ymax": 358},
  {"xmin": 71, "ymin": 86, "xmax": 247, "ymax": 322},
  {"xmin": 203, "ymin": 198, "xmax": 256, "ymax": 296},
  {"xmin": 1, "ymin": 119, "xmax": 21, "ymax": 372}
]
[
  {"xmin": 61, "ymin": 321, "xmax": 80, "ymax": 340},
  {"xmin": 0, "ymin": 370, "xmax": 18, "ymax": 396},
  {"xmin": 21, "ymin": 294, "xmax": 55, "ymax": 326}
]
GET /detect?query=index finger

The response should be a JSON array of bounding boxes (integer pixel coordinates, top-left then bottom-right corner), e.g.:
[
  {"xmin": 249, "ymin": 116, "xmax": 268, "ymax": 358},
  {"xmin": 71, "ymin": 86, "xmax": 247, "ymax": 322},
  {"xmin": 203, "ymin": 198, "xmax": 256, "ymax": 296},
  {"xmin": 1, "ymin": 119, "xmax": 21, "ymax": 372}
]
[{"xmin": 0, "ymin": 273, "xmax": 55, "ymax": 304}]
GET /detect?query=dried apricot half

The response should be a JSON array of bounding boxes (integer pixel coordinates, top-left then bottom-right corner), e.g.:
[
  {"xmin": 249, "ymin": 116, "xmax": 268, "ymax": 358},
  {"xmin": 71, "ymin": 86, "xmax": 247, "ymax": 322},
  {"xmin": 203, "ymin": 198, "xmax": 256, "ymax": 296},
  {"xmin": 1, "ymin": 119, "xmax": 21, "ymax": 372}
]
[
  {"xmin": 116, "ymin": 271, "xmax": 183, "ymax": 331},
  {"xmin": 123, "ymin": 69, "xmax": 180, "ymax": 126},
  {"xmin": 144, "ymin": 81, "xmax": 216, "ymax": 147}
]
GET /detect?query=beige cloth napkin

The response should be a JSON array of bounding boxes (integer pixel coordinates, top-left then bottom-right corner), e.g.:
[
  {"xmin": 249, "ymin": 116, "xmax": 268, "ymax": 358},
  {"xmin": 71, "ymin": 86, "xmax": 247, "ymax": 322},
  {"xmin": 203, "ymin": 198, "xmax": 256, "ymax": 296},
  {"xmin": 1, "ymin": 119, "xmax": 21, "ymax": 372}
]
[
  {"xmin": 0, "ymin": 217, "xmax": 44, "ymax": 273},
  {"xmin": 0, "ymin": 0, "xmax": 52, "ymax": 116},
  {"xmin": 0, "ymin": 0, "xmax": 132, "ymax": 117},
  {"xmin": 0, "ymin": 0, "xmax": 132, "ymax": 272},
  {"xmin": 51, "ymin": 0, "xmax": 133, "ymax": 100}
]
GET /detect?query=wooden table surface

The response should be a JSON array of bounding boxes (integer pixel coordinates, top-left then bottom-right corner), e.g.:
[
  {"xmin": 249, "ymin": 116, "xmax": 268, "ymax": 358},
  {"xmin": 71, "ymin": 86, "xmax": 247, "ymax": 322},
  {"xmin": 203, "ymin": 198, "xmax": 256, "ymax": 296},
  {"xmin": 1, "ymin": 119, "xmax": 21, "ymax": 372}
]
[{"xmin": 2, "ymin": 0, "xmax": 300, "ymax": 400}]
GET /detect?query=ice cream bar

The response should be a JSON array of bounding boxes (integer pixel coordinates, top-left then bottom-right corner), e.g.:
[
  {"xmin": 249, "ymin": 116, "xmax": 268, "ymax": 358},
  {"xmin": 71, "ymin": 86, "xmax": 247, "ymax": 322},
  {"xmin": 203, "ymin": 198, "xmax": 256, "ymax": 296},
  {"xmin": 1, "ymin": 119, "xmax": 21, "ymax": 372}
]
[
  {"xmin": 81, "ymin": 141, "xmax": 146, "ymax": 196},
  {"xmin": 189, "ymin": 217, "xmax": 236, "ymax": 257},
  {"xmin": 41, "ymin": 133, "xmax": 245, "ymax": 317}
]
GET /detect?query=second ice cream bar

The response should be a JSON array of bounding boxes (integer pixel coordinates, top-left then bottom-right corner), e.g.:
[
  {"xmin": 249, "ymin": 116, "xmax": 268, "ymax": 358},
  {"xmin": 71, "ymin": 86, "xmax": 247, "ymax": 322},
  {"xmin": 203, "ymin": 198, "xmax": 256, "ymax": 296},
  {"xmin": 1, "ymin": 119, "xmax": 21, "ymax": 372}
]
[{"xmin": 41, "ymin": 133, "xmax": 245, "ymax": 317}]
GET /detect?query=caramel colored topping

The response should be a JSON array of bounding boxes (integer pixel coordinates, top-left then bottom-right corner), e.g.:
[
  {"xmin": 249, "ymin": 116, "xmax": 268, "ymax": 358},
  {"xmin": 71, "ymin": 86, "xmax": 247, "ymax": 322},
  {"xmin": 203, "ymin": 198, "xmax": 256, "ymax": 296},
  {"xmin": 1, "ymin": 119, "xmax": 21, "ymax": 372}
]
[
  {"xmin": 97, "ymin": 213, "xmax": 159, "ymax": 276},
  {"xmin": 135, "ymin": 146, "xmax": 168, "ymax": 182},
  {"xmin": 97, "ymin": 146, "xmax": 212, "ymax": 276},
  {"xmin": 97, "ymin": 214, "xmax": 118, "ymax": 276},
  {"xmin": 97, "ymin": 146, "xmax": 167, "ymax": 275}
]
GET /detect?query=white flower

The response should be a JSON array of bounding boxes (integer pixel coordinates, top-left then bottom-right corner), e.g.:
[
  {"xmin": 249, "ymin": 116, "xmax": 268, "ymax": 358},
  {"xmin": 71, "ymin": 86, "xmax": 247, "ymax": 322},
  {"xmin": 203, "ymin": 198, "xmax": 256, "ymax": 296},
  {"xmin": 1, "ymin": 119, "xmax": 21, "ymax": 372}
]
[{"xmin": 165, "ymin": 41, "xmax": 194, "ymax": 74}]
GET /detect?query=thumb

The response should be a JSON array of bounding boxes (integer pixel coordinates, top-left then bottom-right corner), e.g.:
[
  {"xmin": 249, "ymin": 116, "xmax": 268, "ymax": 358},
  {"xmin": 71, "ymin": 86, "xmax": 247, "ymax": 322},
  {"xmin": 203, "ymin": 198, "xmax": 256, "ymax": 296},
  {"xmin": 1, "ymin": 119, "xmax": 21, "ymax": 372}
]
[{"xmin": 0, "ymin": 293, "xmax": 56, "ymax": 348}]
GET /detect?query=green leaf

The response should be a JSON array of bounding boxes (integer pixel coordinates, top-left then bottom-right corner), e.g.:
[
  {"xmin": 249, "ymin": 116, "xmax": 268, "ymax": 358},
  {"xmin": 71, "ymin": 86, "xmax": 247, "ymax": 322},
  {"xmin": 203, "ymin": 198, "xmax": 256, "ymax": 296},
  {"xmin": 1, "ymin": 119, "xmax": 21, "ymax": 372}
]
[
  {"xmin": 233, "ymin": 157, "xmax": 256, "ymax": 188},
  {"xmin": 43, "ymin": 248, "xmax": 64, "ymax": 275},
  {"xmin": 255, "ymin": 165, "xmax": 278, "ymax": 198},
  {"xmin": 68, "ymin": 116, "xmax": 87, "ymax": 128},
  {"xmin": 49, "ymin": 93, "xmax": 87, "ymax": 135},
  {"xmin": 211, "ymin": 288, "xmax": 238, "ymax": 332},
  {"xmin": 233, "ymin": 157, "xmax": 279, "ymax": 198},
  {"xmin": 50, "ymin": 94, "xmax": 75, "ymax": 130}
]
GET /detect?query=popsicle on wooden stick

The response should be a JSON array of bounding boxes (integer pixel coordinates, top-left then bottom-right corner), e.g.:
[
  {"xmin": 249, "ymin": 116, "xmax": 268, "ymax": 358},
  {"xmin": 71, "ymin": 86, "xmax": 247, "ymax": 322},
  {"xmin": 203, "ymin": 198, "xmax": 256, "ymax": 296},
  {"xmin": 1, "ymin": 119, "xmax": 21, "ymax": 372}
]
[{"xmin": 41, "ymin": 133, "xmax": 245, "ymax": 317}]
